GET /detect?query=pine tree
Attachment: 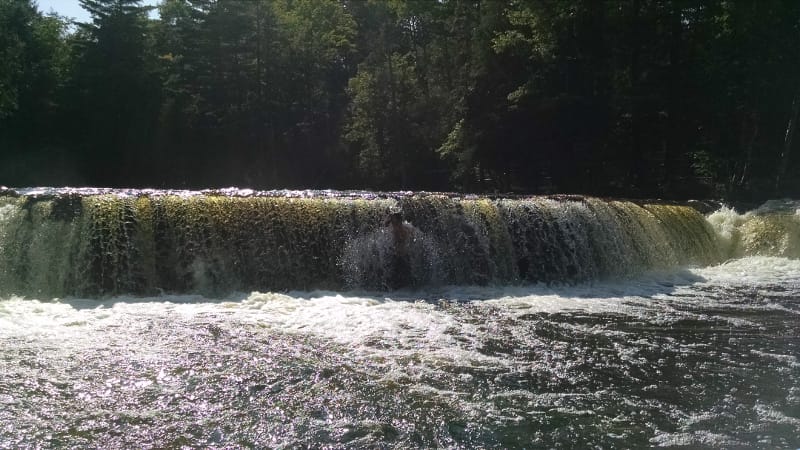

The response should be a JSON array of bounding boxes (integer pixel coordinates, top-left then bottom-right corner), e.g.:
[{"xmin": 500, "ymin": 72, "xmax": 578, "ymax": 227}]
[{"xmin": 67, "ymin": 0, "xmax": 161, "ymax": 185}]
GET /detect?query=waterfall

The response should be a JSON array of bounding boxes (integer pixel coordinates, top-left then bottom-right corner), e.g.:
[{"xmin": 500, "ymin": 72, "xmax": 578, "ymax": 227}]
[
  {"xmin": 707, "ymin": 199, "xmax": 800, "ymax": 259},
  {"xmin": 2, "ymin": 188, "xmax": 782, "ymax": 297}
]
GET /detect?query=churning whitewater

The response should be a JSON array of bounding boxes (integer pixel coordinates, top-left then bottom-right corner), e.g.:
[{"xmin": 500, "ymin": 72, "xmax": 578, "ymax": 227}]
[{"xmin": 0, "ymin": 189, "xmax": 798, "ymax": 448}]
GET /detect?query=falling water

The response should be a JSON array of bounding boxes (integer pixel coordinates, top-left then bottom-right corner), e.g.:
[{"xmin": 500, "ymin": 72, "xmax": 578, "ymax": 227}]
[
  {"xmin": 0, "ymin": 189, "xmax": 722, "ymax": 295},
  {"xmin": 0, "ymin": 188, "xmax": 798, "ymax": 448}
]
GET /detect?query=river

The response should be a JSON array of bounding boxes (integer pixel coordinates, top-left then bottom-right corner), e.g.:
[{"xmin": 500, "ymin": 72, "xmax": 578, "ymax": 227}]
[{"xmin": 0, "ymin": 191, "xmax": 798, "ymax": 448}]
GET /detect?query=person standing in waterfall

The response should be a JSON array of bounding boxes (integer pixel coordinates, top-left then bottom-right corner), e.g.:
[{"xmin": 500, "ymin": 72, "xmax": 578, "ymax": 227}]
[{"xmin": 384, "ymin": 210, "xmax": 413, "ymax": 289}]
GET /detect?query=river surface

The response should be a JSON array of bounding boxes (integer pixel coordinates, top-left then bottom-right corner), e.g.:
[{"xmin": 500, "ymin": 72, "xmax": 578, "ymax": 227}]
[{"xmin": 1, "ymin": 256, "xmax": 798, "ymax": 448}]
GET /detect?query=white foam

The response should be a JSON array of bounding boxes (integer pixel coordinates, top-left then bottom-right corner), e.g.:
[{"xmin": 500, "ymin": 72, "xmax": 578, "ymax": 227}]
[
  {"xmin": 755, "ymin": 403, "xmax": 800, "ymax": 426},
  {"xmin": 2, "ymin": 255, "xmax": 798, "ymax": 334},
  {"xmin": 1, "ymin": 255, "xmax": 798, "ymax": 383},
  {"xmin": 650, "ymin": 431, "xmax": 741, "ymax": 447},
  {"xmin": 707, "ymin": 201, "xmax": 800, "ymax": 259}
]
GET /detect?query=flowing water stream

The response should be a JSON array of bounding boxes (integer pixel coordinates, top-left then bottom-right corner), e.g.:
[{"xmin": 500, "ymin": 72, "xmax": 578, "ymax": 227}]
[{"xmin": 0, "ymin": 189, "xmax": 798, "ymax": 448}]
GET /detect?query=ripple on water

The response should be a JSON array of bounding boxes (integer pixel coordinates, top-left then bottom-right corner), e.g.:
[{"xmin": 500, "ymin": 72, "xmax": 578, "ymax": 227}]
[{"xmin": 0, "ymin": 257, "xmax": 799, "ymax": 448}]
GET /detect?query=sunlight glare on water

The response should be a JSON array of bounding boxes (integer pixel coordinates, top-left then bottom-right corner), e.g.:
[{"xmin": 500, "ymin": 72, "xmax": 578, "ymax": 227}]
[{"xmin": 1, "ymin": 256, "xmax": 798, "ymax": 448}]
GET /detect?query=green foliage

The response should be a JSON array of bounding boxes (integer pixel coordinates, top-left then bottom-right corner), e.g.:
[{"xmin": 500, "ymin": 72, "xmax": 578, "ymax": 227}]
[
  {"xmin": 0, "ymin": 0, "xmax": 69, "ymax": 119},
  {"xmin": 0, "ymin": 0, "xmax": 32, "ymax": 118},
  {"xmin": 0, "ymin": 0, "xmax": 799, "ymax": 200},
  {"xmin": 346, "ymin": 53, "xmax": 426, "ymax": 187},
  {"xmin": 0, "ymin": 0, "xmax": 72, "ymax": 185},
  {"xmin": 62, "ymin": 0, "xmax": 162, "ymax": 185}
]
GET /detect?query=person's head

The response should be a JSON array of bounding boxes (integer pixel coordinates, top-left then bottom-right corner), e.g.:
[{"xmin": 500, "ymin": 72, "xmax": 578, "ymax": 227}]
[{"xmin": 384, "ymin": 211, "xmax": 403, "ymax": 227}]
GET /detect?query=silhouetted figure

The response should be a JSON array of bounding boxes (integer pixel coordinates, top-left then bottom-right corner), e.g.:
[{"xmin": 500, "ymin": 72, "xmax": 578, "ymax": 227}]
[
  {"xmin": 384, "ymin": 211, "xmax": 411, "ymax": 248},
  {"xmin": 384, "ymin": 210, "xmax": 413, "ymax": 289}
]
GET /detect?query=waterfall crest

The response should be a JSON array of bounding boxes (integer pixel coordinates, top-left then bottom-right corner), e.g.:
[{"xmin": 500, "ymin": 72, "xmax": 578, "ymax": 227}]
[{"xmin": 0, "ymin": 189, "xmax": 771, "ymax": 296}]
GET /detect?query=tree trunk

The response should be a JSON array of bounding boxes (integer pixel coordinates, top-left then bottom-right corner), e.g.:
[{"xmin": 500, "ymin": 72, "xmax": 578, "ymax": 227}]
[
  {"xmin": 775, "ymin": 91, "xmax": 800, "ymax": 193},
  {"xmin": 733, "ymin": 111, "xmax": 759, "ymax": 192}
]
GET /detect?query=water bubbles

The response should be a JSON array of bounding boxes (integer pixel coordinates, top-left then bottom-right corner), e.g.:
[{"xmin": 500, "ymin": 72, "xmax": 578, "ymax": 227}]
[{"xmin": 340, "ymin": 224, "xmax": 441, "ymax": 290}]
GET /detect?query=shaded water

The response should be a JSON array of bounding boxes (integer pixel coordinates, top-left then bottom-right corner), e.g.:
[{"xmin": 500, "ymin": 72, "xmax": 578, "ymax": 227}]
[{"xmin": 1, "ymin": 190, "xmax": 799, "ymax": 448}]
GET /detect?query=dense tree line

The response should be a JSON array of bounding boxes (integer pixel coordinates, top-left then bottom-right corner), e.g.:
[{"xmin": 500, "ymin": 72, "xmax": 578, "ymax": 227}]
[{"xmin": 1, "ymin": 0, "xmax": 799, "ymax": 200}]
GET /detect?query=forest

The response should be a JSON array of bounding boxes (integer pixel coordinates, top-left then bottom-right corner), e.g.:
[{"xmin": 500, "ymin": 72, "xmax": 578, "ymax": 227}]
[{"xmin": 1, "ymin": 0, "xmax": 799, "ymax": 200}]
